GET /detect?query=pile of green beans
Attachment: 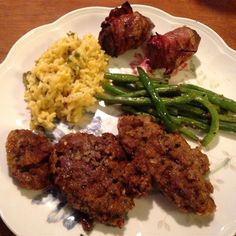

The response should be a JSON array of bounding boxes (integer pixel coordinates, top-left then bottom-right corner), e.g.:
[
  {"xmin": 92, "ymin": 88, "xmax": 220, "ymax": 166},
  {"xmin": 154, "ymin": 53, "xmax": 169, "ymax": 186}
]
[{"xmin": 96, "ymin": 67, "xmax": 236, "ymax": 147}]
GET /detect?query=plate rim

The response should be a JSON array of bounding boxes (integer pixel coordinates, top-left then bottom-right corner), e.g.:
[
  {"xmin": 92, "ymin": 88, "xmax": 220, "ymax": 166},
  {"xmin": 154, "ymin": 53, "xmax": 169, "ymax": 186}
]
[
  {"xmin": 0, "ymin": 4, "xmax": 236, "ymax": 71},
  {"xmin": 0, "ymin": 4, "xmax": 236, "ymax": 236}
]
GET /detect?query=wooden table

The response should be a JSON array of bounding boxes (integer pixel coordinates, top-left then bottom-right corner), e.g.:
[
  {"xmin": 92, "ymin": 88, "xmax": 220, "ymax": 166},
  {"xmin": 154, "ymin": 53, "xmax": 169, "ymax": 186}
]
[{"xmin": 0, "ymin": 0, "xmax": 235, "ymax": 235}]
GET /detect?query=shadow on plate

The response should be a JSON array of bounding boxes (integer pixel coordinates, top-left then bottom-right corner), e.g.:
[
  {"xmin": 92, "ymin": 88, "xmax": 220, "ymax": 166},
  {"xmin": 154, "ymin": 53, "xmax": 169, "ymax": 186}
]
[
  {"xmin": 153, "ymin": 190, "xmax": 214, "ymax": 228},
  {"xmin": 93, "ymin": 195, "xmax": 153, "ymax": 236}
]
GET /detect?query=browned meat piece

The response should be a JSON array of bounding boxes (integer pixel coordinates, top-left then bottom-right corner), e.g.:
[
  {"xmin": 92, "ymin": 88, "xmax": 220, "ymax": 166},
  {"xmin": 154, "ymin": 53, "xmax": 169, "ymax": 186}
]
[
  {"xmin": 144, "ymin": 26, "xmax": 201, "ymax": 75},
  {"xmin": 5, "ymin": 115, "xmax": 215, "ymax": 229},
  {"xmin": 118, "ymin": 115, "xmax": 216, "ymax": 215},
  {"xmin": 122, "ymin": 155, "xmax": 152, "ymax": 198},
  {"xmin": 6, "ymin": 129, "xmax": 53, "ymax": 189},
  {"xmin": 51, "ymin": 132, "xmax": 137, "ymax": 228},
  {"xmin": 98, "ymin": 1, "xmax": 154, "ymax": 56}
]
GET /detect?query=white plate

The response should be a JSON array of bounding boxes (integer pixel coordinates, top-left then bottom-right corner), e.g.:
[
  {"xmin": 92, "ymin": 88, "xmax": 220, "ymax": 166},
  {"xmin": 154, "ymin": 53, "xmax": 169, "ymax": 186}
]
[{"xmin": 1, "ymin": 4, "xmax": 236, "ymax": 236}]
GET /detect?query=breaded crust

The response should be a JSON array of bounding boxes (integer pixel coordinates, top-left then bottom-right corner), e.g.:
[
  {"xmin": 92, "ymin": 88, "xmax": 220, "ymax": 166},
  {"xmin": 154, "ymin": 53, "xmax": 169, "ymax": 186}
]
[
  {"xmin": 118, "ymin": 115, "xmax": 216, "ymax": 215},
  {"xmin": 6, "ymin": 129, "xmax": 53, "ymax": 189},
  {"xmin": 51, "ymin": 132, "xmax": 135, "ymax": 227}
]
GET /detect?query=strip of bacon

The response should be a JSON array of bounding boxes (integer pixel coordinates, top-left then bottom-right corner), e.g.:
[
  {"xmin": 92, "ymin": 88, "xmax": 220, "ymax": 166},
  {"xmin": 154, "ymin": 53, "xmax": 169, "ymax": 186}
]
[{"xmin": 145, "ymin": 26, "xmax": 201, "ymax": 75}]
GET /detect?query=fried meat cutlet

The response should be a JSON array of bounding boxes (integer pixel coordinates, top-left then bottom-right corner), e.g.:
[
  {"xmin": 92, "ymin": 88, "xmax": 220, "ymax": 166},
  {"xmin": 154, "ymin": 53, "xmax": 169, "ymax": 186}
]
[
  {"xmin": 121, "ymin": 153, "xmax": 152, "ymax": 198},
  {"xmin": 51, "ymin": 132, "xmax": 136, "ymax": 228},
  {"xmin": 6, "ymin": 129, "xmax": 53, "ymax": 189},
  {"xmin": 5, "ymin": 115, "xmax": 216, "ymax": 230},
  {"xmin": 118, "ymin": 115, "xmax": 216, "ymax": 215}
]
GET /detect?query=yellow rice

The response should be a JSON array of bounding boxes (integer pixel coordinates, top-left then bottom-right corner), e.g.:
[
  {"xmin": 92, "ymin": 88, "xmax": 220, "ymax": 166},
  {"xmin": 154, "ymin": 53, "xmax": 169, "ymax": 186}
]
[{"xmin": 24, "ymin": 33, "xmax": 109, "ymax": 130}]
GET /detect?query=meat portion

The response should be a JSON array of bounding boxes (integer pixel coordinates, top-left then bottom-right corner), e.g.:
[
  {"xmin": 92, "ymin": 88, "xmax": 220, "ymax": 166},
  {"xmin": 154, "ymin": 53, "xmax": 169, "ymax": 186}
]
[
  {"xmin": 5, "ymin": 115, "xmax": 216, "ymax": 229},
  {"xmin": 6, "ymin": 129, "xmax": 53, "ymax": 189},
  {"xmin": 5, "ymin": 129, "xmax": 152, "ymax": 229},
  {"xmin": 51, "ymin": 132, "xmax": 136, "ymax": 228},
  {"xmin": 98, "ymin": 1, "xmax": 154, "ymax": 57},
  {"xmin": 144, "ymin": 26, "xmax": 201, "ymax": 75},
  {"xmin": 118, "ymin": 115, "xmax": 216, "ymax": 215}
]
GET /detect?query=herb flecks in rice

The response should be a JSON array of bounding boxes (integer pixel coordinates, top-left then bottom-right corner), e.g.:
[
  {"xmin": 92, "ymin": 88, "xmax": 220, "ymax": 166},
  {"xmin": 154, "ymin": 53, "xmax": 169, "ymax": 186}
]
[{"xmin": 24, "ymin": 33, "xmax": 109, "ymax": 130}]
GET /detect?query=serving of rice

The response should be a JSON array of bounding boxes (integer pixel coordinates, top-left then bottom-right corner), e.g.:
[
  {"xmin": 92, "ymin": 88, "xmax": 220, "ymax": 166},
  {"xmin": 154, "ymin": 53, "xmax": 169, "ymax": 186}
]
[{"xmin": 24, "ymin": 33, "xmax": 109, "ymax": 130}]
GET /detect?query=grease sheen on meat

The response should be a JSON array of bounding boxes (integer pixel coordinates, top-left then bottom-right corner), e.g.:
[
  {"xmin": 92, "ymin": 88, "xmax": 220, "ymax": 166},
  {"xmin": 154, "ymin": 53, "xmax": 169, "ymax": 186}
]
[
  {"xmin": 98, "ymin": 1, "xmax": 154, "ymax": 57},
  {"xmin": 5, "ymin": 116, "xmax": 216, "ymax": 230},
  {"xmin": 51, "ymin": 132, "xmax": 136, "ymax": 228},
  {"xmin": 118, "ymin": 115, "xmax": 216, "ymax": 215}
]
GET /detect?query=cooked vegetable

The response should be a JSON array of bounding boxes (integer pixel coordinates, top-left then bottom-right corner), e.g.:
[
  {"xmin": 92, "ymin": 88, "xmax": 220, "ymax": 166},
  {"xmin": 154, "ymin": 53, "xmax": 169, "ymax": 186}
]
[
  {"xmin": 137, "ymin": 67, "xmax": 176, "ymax": 132},
  {"xmin": 180, "ymin": 85, "xmax": 236, "ymax": 112},
  {"xmin": 97, "ymin": 71, "xmax": 236, "ymax": 147},
  {"xmin": 105, "ymin": 73, "xmax": 139, "ymax": 83},
  {"xmin": 96, "ymin": 93, "xmax": 197, "ymax": 107},
  {"xmin": 102, "ymin": 82, "xmax": 127, "ymax": 95},
  {"xmin": 194, "ymin": 96, "xmax": 219, "ymax": 147}
]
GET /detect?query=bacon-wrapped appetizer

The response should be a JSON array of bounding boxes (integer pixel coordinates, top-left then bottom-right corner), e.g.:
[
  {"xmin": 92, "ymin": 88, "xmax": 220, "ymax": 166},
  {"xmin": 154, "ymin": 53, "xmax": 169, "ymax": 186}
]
[
  {"xmin": 98, "ymin": 1, "xmax": 154, "ymax": 57},
  {"xmin": 145, "ymin": 26, "xmax": 201, "ymax": 75}
]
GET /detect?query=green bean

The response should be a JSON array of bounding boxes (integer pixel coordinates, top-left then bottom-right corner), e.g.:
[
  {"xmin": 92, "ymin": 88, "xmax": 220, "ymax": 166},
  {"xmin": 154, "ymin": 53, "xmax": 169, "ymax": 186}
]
[
  {"xmin": 121, "ymin": 105, "xmax": 156, "ymax": 118},
  {"xmin": 137, "ymin": 67, "xmax": 176, "ymax": 132},
  {"xmin": 220, "ymin": 121, "xmax": 236, "ymax": 133},
  {"xmin": 178, "ymin": 127, "xmax": 199, "ymax": 141},
  {"xmin": 141, "ymin": 92, "xmax": 219, "ymax": 146},
  {"xmin": 102, "ymin": 82, "xmax": 127, "ymax": 96},
  {"xmin": 113, "ymin": 81, "xmax": 138, "ymax": 91},
  {"xmin": 99, "ymin": 71, "xmax": 236, "ymax": 146},
  {"xmin": 164, "ymin": 95, "xmax": 196, "ymax": 105},
  {"xmin": 105, "ymin": 71, "xmax": 165, "ymax": 85},
  {"xmin": 158, "ymin": 105, "xmax": 236, "ymax": 140},
  {"xmin": 142, "ymin": 106, "xmax": 207, "ymax": 132},
  {"xmin": 171, "ymin": 103, "xmax": 209, "ymax": 119},
  {"xmin": 171, "ymin": 115, "xmax": 209, "ymax": 131},
  {"xmin": 171, "ymin": 105, "xmax": 236, "ymax": 125},
  {"xmin": 170, "ymin": 112, "xmax": 236, "ymax": 134},
  {"xmin": 135, "ymin": 80, "xmax": 168, "ymax": 89},
  {"xmin": 96, "ymin": 93, "xmax": 199, "ymax": 107},
  {"xmin": 219, "ymin": 114, "xmax": 236, "ymax": 123},
  {"xmin": 194, "ymin": 96, "xmax": 219, "ymax": 146},
  {"xmin": 181, "ymin": 84, "xmax": 236, "ymax": 112},
  {"xmin": 127, "ymin": 82, "xmax": 236, "ymax": 113},
  {"xmin": 172, "ymin": 115, "xmax": 236, "ymax": 134},
  {"xmin": 105, "ymin": 72, "xmax": 236, "ymax": 112},
  {"xmin": 96, "ymin": 93, "xmax": 152, "ymax": 106},
  {"xmin": 97, "ymin": 93, "xmax": 219, "ymax": 146},
  {"xmin": 105, "ymin": 72, "xmax": 139, "ymax": 82},
  {"xmin": 121, "ymin": 85, "xmax": 180, "ymax": 97},
  {"xmin": 121, "ymin": 90, "xmax": 147, "ymax": 97},
  {"xmin": 167, "ymin": 107, "xmax": 179, "ymax": 116}
]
